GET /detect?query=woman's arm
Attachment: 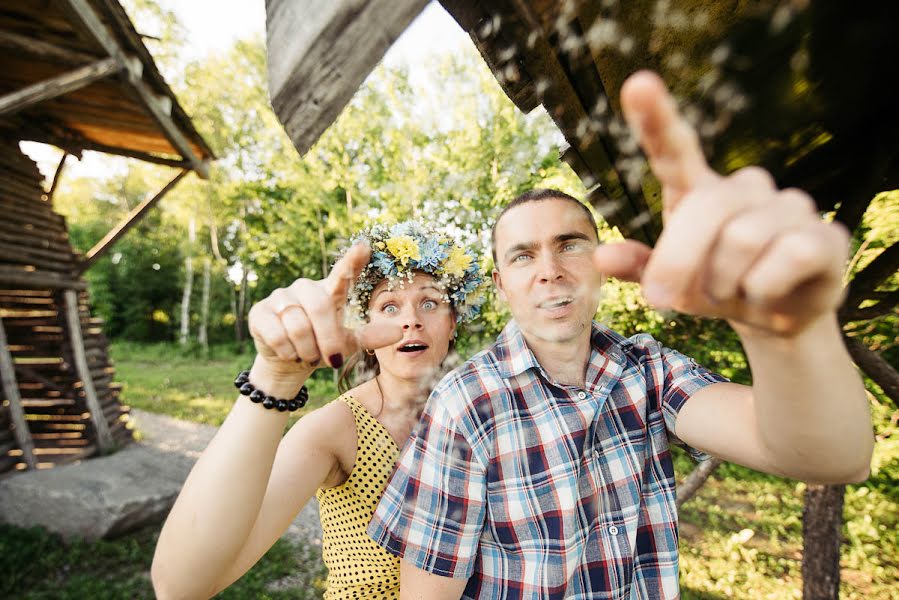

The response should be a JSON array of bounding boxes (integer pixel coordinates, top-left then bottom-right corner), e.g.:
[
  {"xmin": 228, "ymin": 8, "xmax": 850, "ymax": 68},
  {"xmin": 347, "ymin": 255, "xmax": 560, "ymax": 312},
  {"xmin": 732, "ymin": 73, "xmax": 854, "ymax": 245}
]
[{"xmin": 151, "ymin": 359, "xmax": 346, "ymax": 599}]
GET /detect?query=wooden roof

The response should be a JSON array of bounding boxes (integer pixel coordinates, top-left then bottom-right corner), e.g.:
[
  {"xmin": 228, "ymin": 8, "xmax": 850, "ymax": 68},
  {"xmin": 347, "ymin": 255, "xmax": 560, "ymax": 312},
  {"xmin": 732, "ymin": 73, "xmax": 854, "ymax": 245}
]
[
  {"xmin": 265, "ymin": 0, "xmax": 899, "ymax": 245},
  {"xmin": 0, "ymin": 0, "xmax": 213, "ymax": 176},
  {"xmin": 438, "ymin": 0, "xmax": 899, "ymax": 244}
]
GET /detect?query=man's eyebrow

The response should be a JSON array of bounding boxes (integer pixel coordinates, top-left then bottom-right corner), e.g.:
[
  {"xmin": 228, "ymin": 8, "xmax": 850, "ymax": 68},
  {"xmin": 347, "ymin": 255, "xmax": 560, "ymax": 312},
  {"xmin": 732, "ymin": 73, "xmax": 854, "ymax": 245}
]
[
  {"xmin": 503, "ymin": 241, "xmax": 537, "ymax": 261},
  {"xmin": 503, "ymin": 232, "xmax": 594, "ymax": 261},
  {"xmin": 555, "ymin": 232, "xmax": 593, "ymax": 244}
]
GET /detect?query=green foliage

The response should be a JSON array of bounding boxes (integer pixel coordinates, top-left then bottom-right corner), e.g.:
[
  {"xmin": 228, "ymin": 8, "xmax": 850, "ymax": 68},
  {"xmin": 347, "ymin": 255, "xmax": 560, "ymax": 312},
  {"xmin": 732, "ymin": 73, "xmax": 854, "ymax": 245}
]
[{"xmin": 0, "ymin": 523, "xmax": 326, "ymax": 600}]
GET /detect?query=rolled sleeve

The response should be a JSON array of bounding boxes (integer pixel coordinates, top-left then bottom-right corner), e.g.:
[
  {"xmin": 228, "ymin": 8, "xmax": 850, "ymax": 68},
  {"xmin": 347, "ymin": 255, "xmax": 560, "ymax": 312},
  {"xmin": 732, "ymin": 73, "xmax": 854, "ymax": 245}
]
[
  {"xmin": 368, "ymin": 379, "xmax": 487, "ymax": 579},
  {"xmin": 660, "ymin": 346, "xmax": 729, "ymax": 461}
]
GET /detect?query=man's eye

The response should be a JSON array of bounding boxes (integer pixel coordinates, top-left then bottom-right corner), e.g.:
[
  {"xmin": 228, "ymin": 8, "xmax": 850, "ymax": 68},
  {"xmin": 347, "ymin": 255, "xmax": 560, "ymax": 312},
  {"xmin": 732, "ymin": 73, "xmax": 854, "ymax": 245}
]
[{"xmin": 512, "ymin": 254, "xmax": 530, "ymax": 263}]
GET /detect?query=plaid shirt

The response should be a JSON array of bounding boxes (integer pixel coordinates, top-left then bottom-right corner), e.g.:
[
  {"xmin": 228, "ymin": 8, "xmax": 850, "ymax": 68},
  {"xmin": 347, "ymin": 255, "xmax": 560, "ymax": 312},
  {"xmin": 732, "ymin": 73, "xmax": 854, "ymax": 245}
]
[{"xmin": 368, "ymin": 320, "xmax": 727, "ymax": 599}]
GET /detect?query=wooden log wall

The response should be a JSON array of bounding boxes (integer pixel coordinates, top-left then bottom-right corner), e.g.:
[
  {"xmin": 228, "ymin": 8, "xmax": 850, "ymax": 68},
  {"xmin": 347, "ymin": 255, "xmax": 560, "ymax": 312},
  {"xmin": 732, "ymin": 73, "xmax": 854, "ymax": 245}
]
[{"xmin": 0, "ymin": 138, "xmax": 131, "ymax": 476}]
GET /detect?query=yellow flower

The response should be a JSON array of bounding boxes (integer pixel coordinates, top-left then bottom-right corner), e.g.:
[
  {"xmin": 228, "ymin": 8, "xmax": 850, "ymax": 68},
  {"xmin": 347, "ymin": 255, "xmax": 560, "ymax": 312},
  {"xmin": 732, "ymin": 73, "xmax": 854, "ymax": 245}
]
[
  {"xmin": 443, "ymin": 246, "xmax": 472, "ymax": 277},
  {"xmin": 374, "ymin": 241, "xmax": 386, "ymax": 250},
  {"xmin": 385, "ymin": 235, "xmax": 420, "ymax": 267}
]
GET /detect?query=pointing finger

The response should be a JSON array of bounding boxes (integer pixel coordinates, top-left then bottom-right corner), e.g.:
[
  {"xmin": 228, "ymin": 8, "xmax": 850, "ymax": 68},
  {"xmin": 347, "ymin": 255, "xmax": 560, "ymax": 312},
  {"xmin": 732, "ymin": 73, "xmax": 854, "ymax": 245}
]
[
  {"xmin": 347, "ymin": 321, "xmax": 405, "ymax": 356},
  {"xmin": 620, "ymin": 70, "xmax": 715, "ymax": 211},
  {"xmin": 592, "ymin": 240, "xmax": 652, "ymax": 282},
  {"xmin": 324, "ymin": 243, "xmax": 371, "ymax": 300}
]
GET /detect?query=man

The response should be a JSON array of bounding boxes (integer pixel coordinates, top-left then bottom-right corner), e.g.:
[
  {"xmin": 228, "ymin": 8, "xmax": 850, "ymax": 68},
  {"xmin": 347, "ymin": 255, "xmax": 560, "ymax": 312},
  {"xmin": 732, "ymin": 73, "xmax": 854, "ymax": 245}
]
[{"xmin": 367, "ymin": 71, "xmax": 874, "ymax": 599}]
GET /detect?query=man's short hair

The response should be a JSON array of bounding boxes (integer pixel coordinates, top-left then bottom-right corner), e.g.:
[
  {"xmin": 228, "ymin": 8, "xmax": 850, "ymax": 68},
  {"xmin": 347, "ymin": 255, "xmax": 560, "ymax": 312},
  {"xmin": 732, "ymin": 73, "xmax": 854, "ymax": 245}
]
[{"xmin": 491, "ymin": 188, "xmax": 599, "ymax": 264}]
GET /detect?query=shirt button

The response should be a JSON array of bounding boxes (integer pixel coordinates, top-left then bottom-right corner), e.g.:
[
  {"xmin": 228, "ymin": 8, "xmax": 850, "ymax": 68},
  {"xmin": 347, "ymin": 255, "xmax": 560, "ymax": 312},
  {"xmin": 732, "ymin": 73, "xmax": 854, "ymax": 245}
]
[
  {"xmin": 608, "ymin": 525, "xmax": 619, "ymax": 535},
  {"xmin": 577, "ymin": 391, "xmax": 587, "ymax": 400}
]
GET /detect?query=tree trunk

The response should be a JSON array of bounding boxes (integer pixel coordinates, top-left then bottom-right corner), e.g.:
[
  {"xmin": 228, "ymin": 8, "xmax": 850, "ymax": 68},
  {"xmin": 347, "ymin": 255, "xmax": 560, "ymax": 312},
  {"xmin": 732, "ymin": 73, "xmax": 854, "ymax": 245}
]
[
  {"xmin": 236, "ymin": 266, "xmax": 248, "ymax": 351},
  {"xmin": 318, "ymin": 214, "xmax": 328, "ymax": 278},
  {"xmin": 802, "ymin": 484, "xmax": 845, "ymax": 600},
  {"xmin": 179, "ymin": 216, "xmax": 196, "ymax": 345},
  {"xmin": 198, "ymin": 256, "xmax": 211, "ymax": 349}
]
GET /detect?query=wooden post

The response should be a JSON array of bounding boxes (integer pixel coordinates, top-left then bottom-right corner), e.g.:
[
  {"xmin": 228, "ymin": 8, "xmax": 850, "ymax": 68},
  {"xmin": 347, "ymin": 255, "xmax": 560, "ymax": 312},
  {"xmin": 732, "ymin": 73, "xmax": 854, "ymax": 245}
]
[
  {"xmin": 78, "ymin": 169, "xmax": 189, "ymax": 273},
  {"xmin": 0, "ymin": 57, "xmax": 120, "ymax": 117},
  {"xmin": 0, "ymin": 317, "xmax": 38, "ymax": 470},
  {"xmin": 63, "ymin": 289, "xmax": 113, "ymax": 451}
]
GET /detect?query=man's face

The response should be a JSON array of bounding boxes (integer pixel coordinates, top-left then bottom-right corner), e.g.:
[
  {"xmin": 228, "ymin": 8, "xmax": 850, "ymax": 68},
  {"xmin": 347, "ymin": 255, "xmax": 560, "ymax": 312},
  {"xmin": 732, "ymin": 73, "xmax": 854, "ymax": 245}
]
[{"xmin": 492, "ymin": 198, "xmax": 602, "ymax": 347}]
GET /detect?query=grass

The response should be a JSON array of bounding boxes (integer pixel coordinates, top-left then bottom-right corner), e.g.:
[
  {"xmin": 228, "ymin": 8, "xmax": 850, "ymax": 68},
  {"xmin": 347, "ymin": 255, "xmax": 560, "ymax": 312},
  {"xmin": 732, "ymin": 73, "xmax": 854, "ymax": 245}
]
[
  {"xmin": 3, "ymin": 342, "xmax": 897, "ymax": 598},
  {"xmin": 0, "ymin": 523, "xmax": 327, "ymax": 599},
  {"xmin": 108, "ymin": 341, "xmax": 338, "ymax": 426}
]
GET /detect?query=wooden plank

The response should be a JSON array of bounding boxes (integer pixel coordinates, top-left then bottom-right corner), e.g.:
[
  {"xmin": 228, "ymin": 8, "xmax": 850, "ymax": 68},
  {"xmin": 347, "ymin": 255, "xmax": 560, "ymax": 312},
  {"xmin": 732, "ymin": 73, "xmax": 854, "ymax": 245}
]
[
  {"xmin": 0, "ymin": 267, "xmax": 86, "ymax": 290},
  {"xmin": 21, "ymin": 130, "xmax": 192, "ymax": 170},
  {"xmin": 266, "ymin": 0, "xmax": 429, "ymax": 154},
  {"xmin": 78, "ymin": 169, "xmax": 188, "ymax": 272},
  {"xmin": 0, "ymin": 30, "xmax": 99, "ymax": 66},
  {"xmin": 61, "ymin": 0, "xmax": 210, "ymax": 177},
  {"xmin": 0, "ymin": 317, "xmax": 38, "ymax": 470},
  {"xmin": 0, "ymin": 57, "xmax": 120, "ymax": 117},
  {"xmin": 63, "ymin": 289, "xmax": 112, "ymax": 451}
]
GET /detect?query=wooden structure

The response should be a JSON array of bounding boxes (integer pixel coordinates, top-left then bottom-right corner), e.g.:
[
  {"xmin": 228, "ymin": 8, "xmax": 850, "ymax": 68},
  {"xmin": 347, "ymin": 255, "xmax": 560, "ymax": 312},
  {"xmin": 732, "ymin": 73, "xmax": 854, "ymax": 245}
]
[{"xmin": 0, "ymin": 0, "xmax": 213, "ymax": 475}]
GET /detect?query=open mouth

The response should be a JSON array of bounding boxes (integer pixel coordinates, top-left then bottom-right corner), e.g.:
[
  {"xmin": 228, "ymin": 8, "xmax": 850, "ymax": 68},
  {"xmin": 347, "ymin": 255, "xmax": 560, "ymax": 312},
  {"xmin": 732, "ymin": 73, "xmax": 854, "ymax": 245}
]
[
  {"xmin": 538, "ymin": 297, "xmax": 574, "ymax": 310},
  {"xmin": 397, "ymin": 342, "xmax": 429, "ymax": 353}
]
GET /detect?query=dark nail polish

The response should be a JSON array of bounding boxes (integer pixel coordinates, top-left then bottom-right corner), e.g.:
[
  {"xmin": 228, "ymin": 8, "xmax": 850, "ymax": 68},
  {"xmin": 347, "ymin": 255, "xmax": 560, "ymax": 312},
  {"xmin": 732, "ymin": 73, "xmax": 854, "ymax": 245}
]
[{"xmin": 328, "ymin": 353, "xmax": 344, "ymax": 368}]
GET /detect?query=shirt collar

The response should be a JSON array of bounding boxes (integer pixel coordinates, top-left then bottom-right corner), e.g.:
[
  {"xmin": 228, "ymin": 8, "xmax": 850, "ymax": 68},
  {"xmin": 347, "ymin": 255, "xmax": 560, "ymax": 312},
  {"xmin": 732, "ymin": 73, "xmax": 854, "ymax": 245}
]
[{"xmin": 494, "ymin": 319, "xmax": 629, "ymax": 382}]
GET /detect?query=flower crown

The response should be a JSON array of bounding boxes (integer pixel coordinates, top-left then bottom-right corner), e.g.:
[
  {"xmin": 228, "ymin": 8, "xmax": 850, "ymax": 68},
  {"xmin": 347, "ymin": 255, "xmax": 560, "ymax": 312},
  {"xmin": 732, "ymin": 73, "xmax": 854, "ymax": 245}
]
[{"xmin": 345, "ymin": 221, "xmax": 485, "ymax": 324}]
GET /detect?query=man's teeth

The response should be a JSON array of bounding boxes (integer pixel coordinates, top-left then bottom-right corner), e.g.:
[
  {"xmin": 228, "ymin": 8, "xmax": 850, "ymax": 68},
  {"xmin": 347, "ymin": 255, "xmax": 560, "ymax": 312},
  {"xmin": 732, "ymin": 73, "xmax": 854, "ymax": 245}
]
[{"xmin": 541, "ymin": 298, "xmax": 573, "ymax": 309}]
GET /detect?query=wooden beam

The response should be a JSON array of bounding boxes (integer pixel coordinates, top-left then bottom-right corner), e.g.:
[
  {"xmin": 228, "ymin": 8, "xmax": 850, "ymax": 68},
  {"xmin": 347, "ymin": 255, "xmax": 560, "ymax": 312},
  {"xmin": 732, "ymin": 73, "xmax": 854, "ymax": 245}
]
[
  {"xmin": 47, "ymin": 153, "xmax": 70, "ymax": 204},
  {"xmin": 78, "ymin": 170, "xmax": 189, "ymax": 273},
  {"xmin": 266, "ymin": 0, "xmax": 429, "ymax": 154},
  {"xmin": 0, "ymin": 318, "xmax": 38, "ymax": 471},
  {"xmin": 62, "ymin": 290, "xmax": 113, "ymax": 451},
  {"xmin": 21, "ymin": 129, "xmax": 192, "ymax": 170},
  {"xmin": 0, "ymin": 31, "xmax": 99, "ymax": 66},
  {"xmin": 0, "ymin": 57, "xmax": 120, "ymax": 117},
  {"xmin": 61, "ymin": 0, "xmax": 210, "ymax": 178},
  {"xmin": 0, "ymin": 267, "xmax": 87, "ymax": 291}
]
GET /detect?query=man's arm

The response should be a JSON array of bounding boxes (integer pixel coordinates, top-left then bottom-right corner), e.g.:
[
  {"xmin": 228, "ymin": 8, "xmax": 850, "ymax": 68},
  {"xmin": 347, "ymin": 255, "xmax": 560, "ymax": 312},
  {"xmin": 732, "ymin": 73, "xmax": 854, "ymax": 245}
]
[
  {"xmin": 593, "ymin": 71, "xmax": 874, "ymax": 483},
  {"xmin": 674, "ymin": 316, "xmax": 872, "ymax": 483},
  {"xmin": 399, "ymin": 560, "xmax": 468, "ymax": 600}
]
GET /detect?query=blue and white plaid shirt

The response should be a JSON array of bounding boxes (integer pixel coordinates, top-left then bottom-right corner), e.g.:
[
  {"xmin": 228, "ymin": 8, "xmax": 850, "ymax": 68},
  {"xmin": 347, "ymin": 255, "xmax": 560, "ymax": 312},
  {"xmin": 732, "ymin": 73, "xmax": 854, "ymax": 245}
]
[{"xmin": 369, "ymin": 320, "xmax": 727, "ymax": 599}]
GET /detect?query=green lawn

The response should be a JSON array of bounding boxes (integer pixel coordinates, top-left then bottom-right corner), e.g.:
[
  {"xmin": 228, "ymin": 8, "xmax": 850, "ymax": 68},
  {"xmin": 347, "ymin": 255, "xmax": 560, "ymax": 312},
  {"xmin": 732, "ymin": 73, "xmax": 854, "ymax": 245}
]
[
  {"xmin": 2, "ymin": 342, "xmax": 896, "ymax": 599},
  {"xmin": 109, "ymin": 341, "xmax": 338, "ymax": 427}
]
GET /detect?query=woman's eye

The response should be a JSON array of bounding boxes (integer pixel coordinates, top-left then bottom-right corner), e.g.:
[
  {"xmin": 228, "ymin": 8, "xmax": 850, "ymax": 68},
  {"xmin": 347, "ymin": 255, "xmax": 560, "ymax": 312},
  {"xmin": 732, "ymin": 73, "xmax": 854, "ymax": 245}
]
[
  {"xmin": 382, "ymin": 304, "xmax": 398, "ymax": 314},
  {"xmin": 422, "ymin": 299, "xmax": 438, "ymax": 310}
]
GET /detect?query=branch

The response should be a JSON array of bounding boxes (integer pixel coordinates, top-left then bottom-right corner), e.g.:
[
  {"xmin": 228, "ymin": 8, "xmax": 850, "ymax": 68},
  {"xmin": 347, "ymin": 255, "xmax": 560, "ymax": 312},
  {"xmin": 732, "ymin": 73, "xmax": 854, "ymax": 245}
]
[
  {"xmin": 844, "ymin": 242, "xmax": 899, "ymax": 308},
  {"xmin": 676, "ymin": 457, "xmax": 724, "ymax": 508},
  {"xmin": 842, "ymin": 335, "xmax": 899, "ymax": 408},
  {"xmin": 840, "ymin": 289, "xmax": 899, "ymax": 322}
]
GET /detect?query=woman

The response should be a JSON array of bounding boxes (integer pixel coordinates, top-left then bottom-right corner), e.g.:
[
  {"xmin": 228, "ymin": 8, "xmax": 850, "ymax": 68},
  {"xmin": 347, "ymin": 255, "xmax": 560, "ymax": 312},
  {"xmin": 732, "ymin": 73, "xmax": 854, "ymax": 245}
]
[{"xmin": 151, "ymin": 221, "xmax": 484, "ymax": 599}]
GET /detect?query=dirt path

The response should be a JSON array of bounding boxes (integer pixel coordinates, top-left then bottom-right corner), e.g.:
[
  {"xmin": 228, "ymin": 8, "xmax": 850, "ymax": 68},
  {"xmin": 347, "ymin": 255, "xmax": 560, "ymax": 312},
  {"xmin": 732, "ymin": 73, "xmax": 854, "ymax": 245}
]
[{"xmin": 129, "ymin": 409, "xmax": 323, "ymax": 547}]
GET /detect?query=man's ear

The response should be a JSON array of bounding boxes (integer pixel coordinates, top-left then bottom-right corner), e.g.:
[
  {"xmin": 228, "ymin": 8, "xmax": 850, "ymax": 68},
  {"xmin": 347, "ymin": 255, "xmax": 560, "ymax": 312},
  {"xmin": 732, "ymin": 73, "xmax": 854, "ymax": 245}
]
[{"xmin": 492, "ymin": 269, "xmax": 508, "ymax": 303}]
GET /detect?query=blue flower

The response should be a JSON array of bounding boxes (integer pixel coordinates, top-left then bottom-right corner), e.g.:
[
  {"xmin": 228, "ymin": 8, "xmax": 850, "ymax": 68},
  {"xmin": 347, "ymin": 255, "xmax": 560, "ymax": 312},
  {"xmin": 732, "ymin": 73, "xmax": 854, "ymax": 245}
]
[
  {"xmin": 371, "ymin": 251, "xmax": 397, "ymax": 276},
  {"xmin": 418, "ymin": 238, "xmax": 448, "ymax": 270}
]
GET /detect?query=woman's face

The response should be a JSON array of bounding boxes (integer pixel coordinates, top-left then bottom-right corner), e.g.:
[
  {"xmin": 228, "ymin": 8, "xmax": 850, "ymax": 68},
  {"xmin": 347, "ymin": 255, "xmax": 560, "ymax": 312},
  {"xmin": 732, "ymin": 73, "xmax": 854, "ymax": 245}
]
[{"xmin": 367, "ymin": 272, "xmax": 456, "ymax": 382}]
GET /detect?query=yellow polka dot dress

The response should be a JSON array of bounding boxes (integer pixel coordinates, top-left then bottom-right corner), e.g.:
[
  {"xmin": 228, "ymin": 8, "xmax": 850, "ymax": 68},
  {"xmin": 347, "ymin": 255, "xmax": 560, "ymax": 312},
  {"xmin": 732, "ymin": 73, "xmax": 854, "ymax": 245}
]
[{"xmin": 316, "ymin": 394, "xmax": 401, "ymax": 599}]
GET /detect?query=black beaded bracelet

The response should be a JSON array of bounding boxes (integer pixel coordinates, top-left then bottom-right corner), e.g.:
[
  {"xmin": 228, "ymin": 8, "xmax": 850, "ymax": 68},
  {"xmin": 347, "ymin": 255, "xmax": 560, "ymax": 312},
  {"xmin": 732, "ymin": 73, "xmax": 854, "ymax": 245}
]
[{"xmin": 234, "ymin": 370, "xmax": 308, "ymax": 412}]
